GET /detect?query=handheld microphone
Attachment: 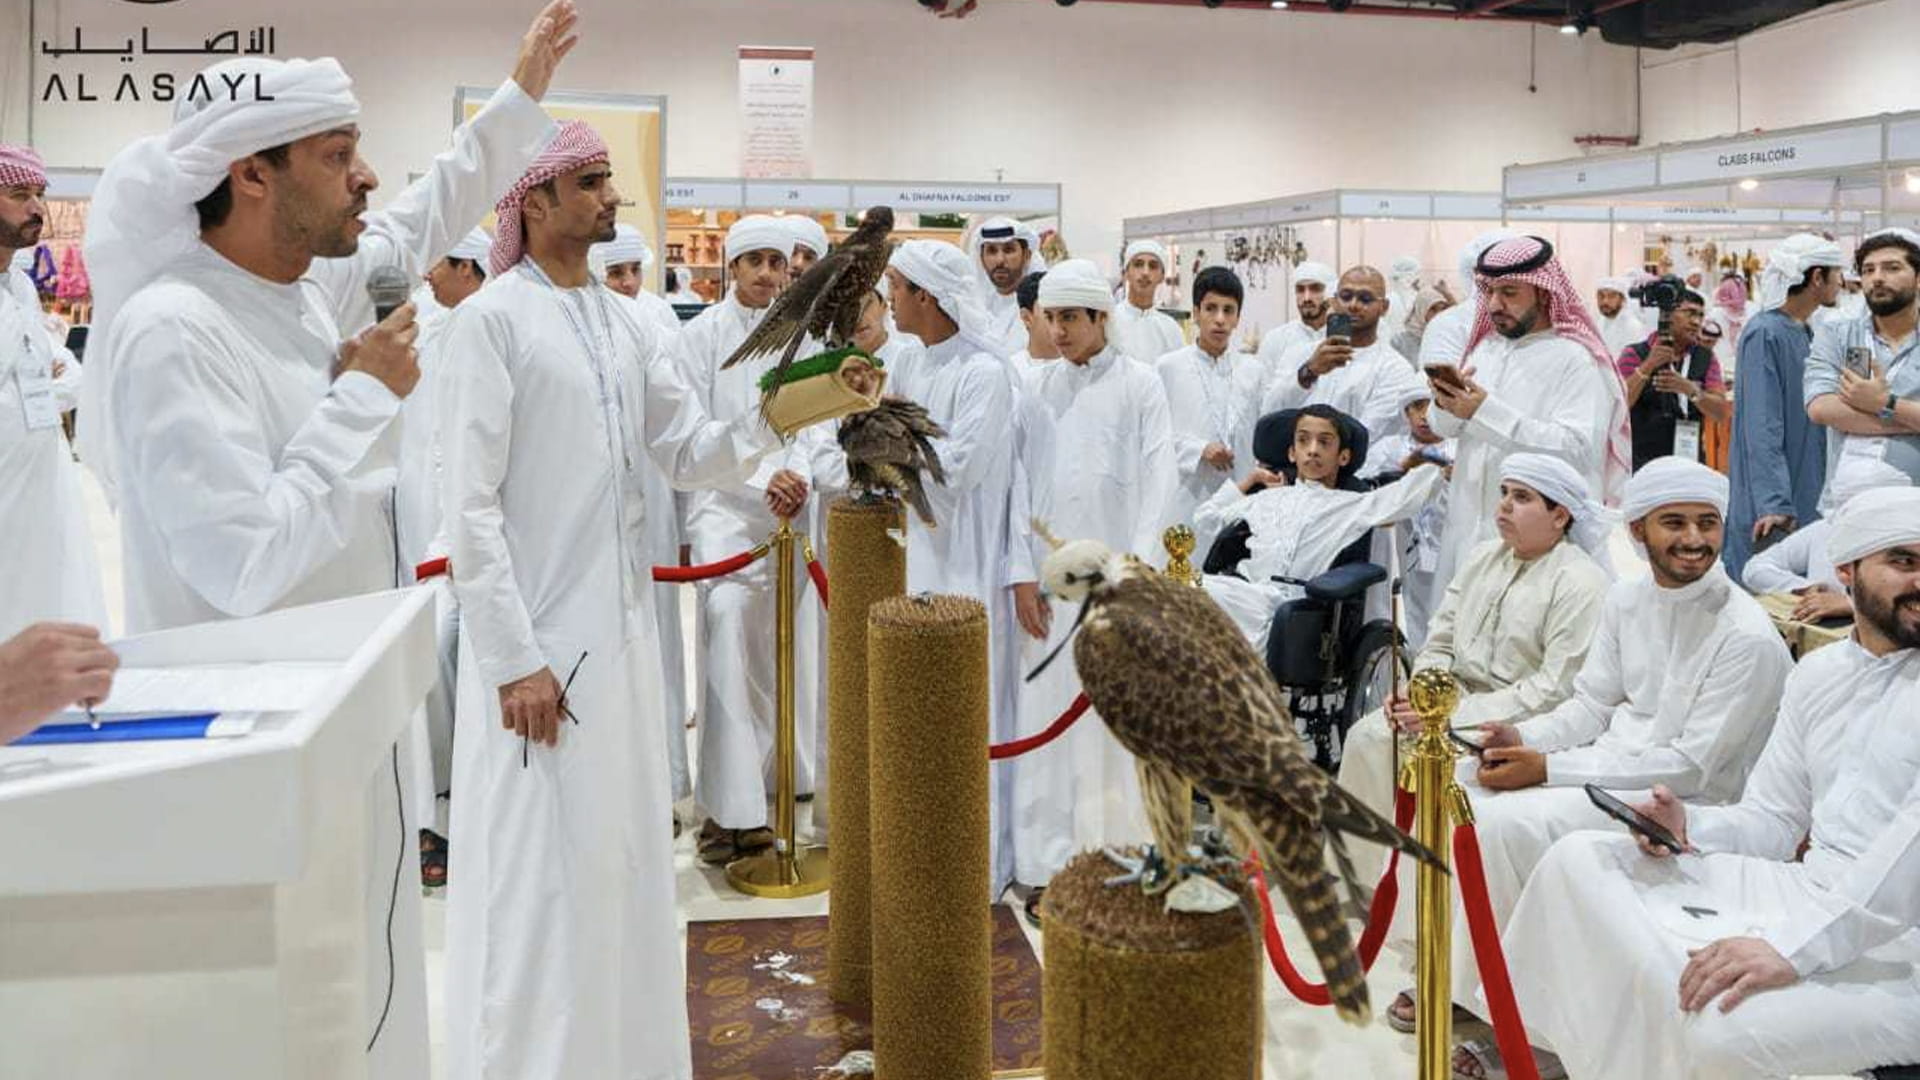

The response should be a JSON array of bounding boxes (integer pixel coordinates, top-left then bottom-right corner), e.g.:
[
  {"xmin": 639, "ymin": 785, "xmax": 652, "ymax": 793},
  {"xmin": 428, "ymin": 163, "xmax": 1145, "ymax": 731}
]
[{"xmin": 366, "ymin": 265, "xmax": 413, "ymax": 324}]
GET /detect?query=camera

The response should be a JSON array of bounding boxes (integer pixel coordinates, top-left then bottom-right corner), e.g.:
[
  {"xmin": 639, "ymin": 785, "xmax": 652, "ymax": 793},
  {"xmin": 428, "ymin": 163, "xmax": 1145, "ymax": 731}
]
[{"xmin": 1629, "ymin": 274, "xmax": 1687, "ymax": 313}]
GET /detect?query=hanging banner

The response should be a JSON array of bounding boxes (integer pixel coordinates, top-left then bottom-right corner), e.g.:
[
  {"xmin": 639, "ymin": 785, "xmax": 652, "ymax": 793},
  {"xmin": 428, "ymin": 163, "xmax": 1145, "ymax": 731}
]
[{"xmin": 738, "ymin": 45, "xmax": 814, "ymax": 179}]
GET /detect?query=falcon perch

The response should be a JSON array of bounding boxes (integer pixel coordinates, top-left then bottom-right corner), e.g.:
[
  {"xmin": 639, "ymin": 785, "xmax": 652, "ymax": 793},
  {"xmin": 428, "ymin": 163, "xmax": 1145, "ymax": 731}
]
[
  {"xmin": 721, "ymin": 205, "xmax": 898, "ymax": 417},
  {"xmin": 1036, "ymin": 534, "xmax": 1445, "ymax": 1025},
  {"xmin": 838, "ymin": 398, "xmax": 947, "ymax": 526}
]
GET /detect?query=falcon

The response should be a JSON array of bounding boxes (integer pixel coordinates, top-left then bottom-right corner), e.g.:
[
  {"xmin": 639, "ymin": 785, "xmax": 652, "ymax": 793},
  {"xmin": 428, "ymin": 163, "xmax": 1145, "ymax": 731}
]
[
  {"xmin": 838, "ymin": 397, "xmax": 947, "ymax": 527},
  {"xmin": 721, "ymin": 205, "xmax": 897, "ymax": 414},
  {"xmin": 1035, "ymin": 532, "xmax": 1443, "ymax": 1025}
]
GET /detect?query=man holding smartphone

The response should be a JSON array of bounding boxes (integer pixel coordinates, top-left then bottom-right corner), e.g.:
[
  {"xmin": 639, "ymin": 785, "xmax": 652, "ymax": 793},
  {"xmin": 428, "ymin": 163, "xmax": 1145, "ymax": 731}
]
[
  {"xmin": 1495, "ymin": 487, "xmax": 1920, "ymax": 1080},
  {"xmin": 1806, "ymin": 227, "xmax": 1920, "ymax": 499},
  {"xmin": 1618, "ymin": 288, "xmax": 1732, "ymax": 472},
  {"xmin": 1261, "ymin": 264, "xmax": 1428, "ymax": 446}
]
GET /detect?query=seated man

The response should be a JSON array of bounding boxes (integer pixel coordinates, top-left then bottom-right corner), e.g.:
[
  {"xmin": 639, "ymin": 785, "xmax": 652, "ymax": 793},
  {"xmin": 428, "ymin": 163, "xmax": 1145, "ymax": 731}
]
[
  {"xmin": 1198, "ymin": 404, "xmax": 1445, "ymax": 767},
  {"xmin": 1488, "ymin": 487, "xmax": 1920, "ymax": 1080},
  {"xmin": 1392, "ymin": 458, "xmax": 1794, "ymax": 1032},
  {"xmin": 1199, "ymin": 404, "xmax": 1446, "ymax": 653},
  {"xmin": 1338, "ymin": 452, "xmax": 1610, "ymax": 882},
  {"xmin": 1742, "ymin": 455, "xmax": 1910, "ymax": 624}
]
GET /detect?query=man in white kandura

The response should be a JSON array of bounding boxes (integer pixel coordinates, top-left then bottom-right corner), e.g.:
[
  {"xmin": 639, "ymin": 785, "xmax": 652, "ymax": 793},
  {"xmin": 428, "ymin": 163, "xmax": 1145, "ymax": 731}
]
[
  {"xmin": 1262, "ymin": 264, "xmax": 1428, "ymax": 446},
  {"xmin": 592, "ymin": 221, "xmax": 681, "ymax": 337},
  {"xmin": 1155, "ymin": 266, "xmax": 1266, "ymax": 540},
  {"xmin": 1425, "ymin": 235, "xmax": 1631, "ymax": 601},
  {"xmin": 1595, "ymin": 274, "xmax": 1649, "ymax": 361},
  {"xmin": 1256, "ymin": 260, "xmax": 1336, "ymax": 377},
  {"xmin": 1742, "ymin": 454, "xmax": 1910, "ymax": 624},
  {"xmin": 397, "ymin": 224, "xmax": 493, "ymax": 865},
  {"xmin": 1012, "ymin": 258, "xmax": 1175, "ymax": 919},
  {"xmin": 1493, "ymin": 486, "xmax": 1920, "ymax": 1080},
  {"xmin": 0, "ymin": 143, "xmax": 105, "ymax": 640},
  {"xmin": 1412, "ymin": 458, "xmax": 1792, "ymax": 1041},
  {"xmin": 80, "ymin": 8, "xmax": 576, "ymax": 1077},
  {"xmin": 1417, "ymin": 230, "xmax": 1516, "ymax": 373},
  {"xmin": 439, "ymin": 122, "xmax": 795, "ymax": 1080},
  {"xmin": 1111, "ymin": 239, "xmax": 1183, "ymax": 364},
  {"xmin": 883, "ymin": 239, "xmax": 1021, "ymax": 891},
  {"xmin": 673, "ymin": 214, "xmax": 825, "ymax": 865},
  {"xmin": 1339, "ymin": 453, "xmax": 1610, "ymax": 882},
  {"xmin": 974, "ymin": 216, "xmax": 1044, "ymax": 356},
  {"xmin": 1009, "ymin": 269, "xmax": 1060, "ymax": 372}
]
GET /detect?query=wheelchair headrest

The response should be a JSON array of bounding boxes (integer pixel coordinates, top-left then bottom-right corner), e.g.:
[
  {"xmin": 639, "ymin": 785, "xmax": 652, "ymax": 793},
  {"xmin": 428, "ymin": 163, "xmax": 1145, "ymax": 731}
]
[{"xmin": 1253, "ymin": 406, "xmax": 1371, "ymax": 491}]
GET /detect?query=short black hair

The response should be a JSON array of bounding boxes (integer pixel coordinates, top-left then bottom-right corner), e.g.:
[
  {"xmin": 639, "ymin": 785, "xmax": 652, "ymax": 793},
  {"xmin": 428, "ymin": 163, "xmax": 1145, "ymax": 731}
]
[
  {"xmin": 447, "ymin": 257, "xmax": 486, "ymax": 281},
  {"xmin": 1786, "ymin": 265, "xmax": 1836, "ymax": 298},
  {"xmin": 1857, "ymin": 232, "xmax": 1920, "ymax": 276},
  {"xmin": 1015, "ymin": 271, "xmax": 1047, "ymax": 312},
  {"xmin": 1679, "ymin": 289, "xmax": 1708, "ymax": 309},
  {"xmin": 194, "ymin": 143, "xmax": 290, "ymax": 230},
  {"xmin": 1192, "ymin": 266, "xmax": 1244, "ymax": 309},
  {"xmin": 1296, "ymin": 403, "xmax": 1351, "ymax": 452}
]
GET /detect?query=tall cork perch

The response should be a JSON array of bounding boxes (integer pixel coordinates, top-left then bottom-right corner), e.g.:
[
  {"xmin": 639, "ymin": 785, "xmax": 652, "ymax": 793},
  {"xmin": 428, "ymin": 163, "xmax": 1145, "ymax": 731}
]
[
  {"xmin": 1041, "ymin": 851, "xmax": 1263, "ymax": 1079},
  {"xmin": 825, "ymin": 498, "xmax": 906, "ymax": 1006},
  {"xmin": 867, "ymin": 594, "xmax": 992, "ymax": 1080}
]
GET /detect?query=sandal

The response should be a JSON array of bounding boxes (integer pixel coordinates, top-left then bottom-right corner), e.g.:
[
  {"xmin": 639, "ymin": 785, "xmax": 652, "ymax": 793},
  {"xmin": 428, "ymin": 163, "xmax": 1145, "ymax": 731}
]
[
  {"xmin": 419, "ymin": 829, "xmax": 448, "ymax": 890},
  {"xmin": 1386, "ymin": 990, "xmax": 1486, "ymax": 1037},
  {"xmin": 1451, "ymin": 1037, "xmax": 1566, "ymax": 1080},
  {"xmin": 697, "ymin": 820, "xmax": 737, "ymax": 866}
]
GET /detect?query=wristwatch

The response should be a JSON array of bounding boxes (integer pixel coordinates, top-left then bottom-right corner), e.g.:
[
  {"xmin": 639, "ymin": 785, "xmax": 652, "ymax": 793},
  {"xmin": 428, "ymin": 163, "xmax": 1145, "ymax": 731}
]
[{"xmin": 1880, "ymin": 393, "xmax": 1900, "ymax": 422}]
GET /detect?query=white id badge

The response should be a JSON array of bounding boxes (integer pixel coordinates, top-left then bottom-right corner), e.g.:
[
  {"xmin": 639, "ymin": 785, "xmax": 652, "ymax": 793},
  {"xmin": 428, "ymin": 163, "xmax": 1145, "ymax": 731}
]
[
  {"xmin": 15, "ymin": 335, "xmax": 58, "ymax": 431},
  {"xmin": 1673, "ymin": 419, "xmax": 1702, "ymax": 463}
]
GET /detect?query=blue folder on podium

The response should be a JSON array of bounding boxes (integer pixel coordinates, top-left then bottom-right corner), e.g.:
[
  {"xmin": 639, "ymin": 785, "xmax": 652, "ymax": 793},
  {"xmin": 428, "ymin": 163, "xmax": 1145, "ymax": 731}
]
[{"xmin": 13, "ymin": 713, "xmax": 234, "ymax": 746}]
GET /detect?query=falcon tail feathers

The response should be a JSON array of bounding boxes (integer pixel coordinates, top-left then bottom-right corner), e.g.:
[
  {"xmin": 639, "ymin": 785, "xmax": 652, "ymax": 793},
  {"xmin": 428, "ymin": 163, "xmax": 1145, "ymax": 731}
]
[
  {"xmin": 1241, "ymin": 795, "xmax": 1372, "ymax": 1026},
  {"xmin": 1318, "ymin": 779, "xmax": 1447, "ymax": 873}
]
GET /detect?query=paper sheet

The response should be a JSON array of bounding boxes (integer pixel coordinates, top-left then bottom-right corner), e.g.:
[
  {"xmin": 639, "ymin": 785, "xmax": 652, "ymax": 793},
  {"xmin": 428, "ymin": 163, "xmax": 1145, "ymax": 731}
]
[{"xmin": 57, "ymin": 662, "xmax": 341, "ymax": 717}]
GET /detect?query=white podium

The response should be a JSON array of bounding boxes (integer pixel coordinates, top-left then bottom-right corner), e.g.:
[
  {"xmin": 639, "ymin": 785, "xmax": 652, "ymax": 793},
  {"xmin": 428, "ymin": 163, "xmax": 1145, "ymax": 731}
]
[{"xmin": 0, "ymin": 588, "xmax": 438, "ymax": 1080}]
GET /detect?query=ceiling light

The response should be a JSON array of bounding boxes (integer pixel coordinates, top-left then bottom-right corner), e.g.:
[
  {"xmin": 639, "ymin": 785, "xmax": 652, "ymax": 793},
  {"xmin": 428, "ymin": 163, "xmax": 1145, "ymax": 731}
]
[
  {"xmin": 1905, "ymin": 171, "xmax": 1920, "ymax": 194},
  {"xmin": 1271, "ymin": 1, "xmax": 1288, "ymax": 8},
  {"xmin": 1559, "ymin": 22, "xmax": 1578, "ymax": 35},
  {"xmin": 1738, "ymin": 178, "xmax": 1759, "ymax": 191}
]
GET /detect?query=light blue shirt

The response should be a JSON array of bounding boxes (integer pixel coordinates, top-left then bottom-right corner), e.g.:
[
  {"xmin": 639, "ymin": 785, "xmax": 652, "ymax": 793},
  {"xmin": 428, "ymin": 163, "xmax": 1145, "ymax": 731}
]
[{"xmin": 1804, "ymin": 308, "xmax": 1920, "ymax": 486}]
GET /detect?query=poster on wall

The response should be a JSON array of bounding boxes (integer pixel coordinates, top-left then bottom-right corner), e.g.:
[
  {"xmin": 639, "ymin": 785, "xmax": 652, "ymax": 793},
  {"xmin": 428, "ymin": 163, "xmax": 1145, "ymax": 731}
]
[
  {"xmin": 737, "ymin": 46, "xmax": 814, "ymax": 179},
  {"xmin": 455, "ymin": 87, "xmax": 666, "ymax": 290}
]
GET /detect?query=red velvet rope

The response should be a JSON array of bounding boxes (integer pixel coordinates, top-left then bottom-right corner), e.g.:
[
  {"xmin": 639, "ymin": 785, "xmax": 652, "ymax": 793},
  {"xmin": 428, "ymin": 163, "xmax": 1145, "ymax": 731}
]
[
  {"xmin": 414, "ymin": 557, "xmax": 449, "ymax": 582},
  {"xmin": 651, "ymin": 547, "xmax": 766, "ymax": 583},
  {"xmin": 1248, "ymin": 787, "xmax": 1415, "ymax": 1006},
  {"xmin": 1454, "ymin": 823, "xmax": 1542, "ymax": 1080},
  {"xmin": 807, "ymin": 559, "xmax": 830, "ymax": 609},
  {"xmin": 987, "ymin": 692, "xmax": 1091, "ymax": 760}
]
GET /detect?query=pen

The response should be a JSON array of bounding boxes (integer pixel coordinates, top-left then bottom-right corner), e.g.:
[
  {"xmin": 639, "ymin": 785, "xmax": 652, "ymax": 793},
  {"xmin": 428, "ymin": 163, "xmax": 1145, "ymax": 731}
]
[{"xmin": 86, "ymin": 699, "xmax": 99, "ymax": 730}]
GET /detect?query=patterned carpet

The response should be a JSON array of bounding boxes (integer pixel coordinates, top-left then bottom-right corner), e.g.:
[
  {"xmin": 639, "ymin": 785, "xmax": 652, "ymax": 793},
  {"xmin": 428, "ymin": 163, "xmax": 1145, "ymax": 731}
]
[{"xmin": 686, "ymin": 906, "xmax": 1044, "ymax": 1079}]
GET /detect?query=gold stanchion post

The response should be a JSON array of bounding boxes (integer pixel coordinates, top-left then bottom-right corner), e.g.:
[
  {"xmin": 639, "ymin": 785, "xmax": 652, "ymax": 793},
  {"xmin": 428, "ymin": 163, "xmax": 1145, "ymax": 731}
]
[
  {"xmin": 727, "ymin": 519, "xmax": 830, "ymax": 897},
  {"xmin": 1405, "ymin": 667, "xmax": 1463, "ymax": 1080}
]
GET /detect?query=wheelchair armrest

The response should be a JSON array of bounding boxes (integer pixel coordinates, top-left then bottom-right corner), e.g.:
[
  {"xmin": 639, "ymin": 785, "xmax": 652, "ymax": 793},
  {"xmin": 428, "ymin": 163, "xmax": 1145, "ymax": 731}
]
[{"xmin": 1304, "ymin": 562, "xmax": 1387, "ymax": 603}]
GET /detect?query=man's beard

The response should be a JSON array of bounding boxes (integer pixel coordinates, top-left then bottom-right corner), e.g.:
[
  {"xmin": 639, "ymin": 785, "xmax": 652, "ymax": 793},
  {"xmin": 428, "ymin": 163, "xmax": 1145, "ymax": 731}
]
[
  {"xmin": 279, "ymin": 192, "xmax": 363, "ymax": 259},
  {"xmin": 1495, "ymin": 308, "xmax": 1540, "ymax": 340},
  {"xmin": 1866, "ymin": 285, "xmax": 1916, "ymax": 317},
  {"xmin": 1855, "ymin": 581, "xmax": 1920, "ymax": 650},
  {"xmin": 1648, "ymin": 541, "xmax": 1716, "ymax": 586},
  {"xmin": 0, "ymin": 216, "xmax": 42, "ymax": 250}
]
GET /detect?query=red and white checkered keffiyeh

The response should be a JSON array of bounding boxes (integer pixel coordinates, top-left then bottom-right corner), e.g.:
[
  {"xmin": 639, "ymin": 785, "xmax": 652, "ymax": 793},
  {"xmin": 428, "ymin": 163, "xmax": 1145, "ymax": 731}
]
[
  {"xmin": 0, "ymin": 144, "xmax": 48, "ymax": 189},
  {"xmin": 1467, "ymin": 235, "xmax": 1633, "ymax": 506},
  {"xmin": 488, "ymin": 120, "xmax": 610, "ymax": 276}
]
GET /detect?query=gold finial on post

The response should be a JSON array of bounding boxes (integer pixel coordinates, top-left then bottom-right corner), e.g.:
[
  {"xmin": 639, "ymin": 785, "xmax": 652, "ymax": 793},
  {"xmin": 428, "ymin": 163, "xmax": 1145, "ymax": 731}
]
[
  {"xmin": 1161, "ymin": 524, "xmax": 1200, "ymax": 587},
  {"xmin": 1406, "ymin": 667, "xmax": 1462, "ymax": 1080}
]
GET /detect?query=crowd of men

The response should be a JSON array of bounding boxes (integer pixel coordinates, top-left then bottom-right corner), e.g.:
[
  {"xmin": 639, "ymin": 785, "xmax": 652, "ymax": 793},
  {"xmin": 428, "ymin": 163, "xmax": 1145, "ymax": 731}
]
[{"xmin": 1, "ymin": 3, "xmax": 1918, "ymax": 1076}]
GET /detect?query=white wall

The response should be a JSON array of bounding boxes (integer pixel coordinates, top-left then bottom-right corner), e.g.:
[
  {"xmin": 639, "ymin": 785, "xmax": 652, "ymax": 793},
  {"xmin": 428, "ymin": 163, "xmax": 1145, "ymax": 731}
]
[
  {"xmin": 17, "ymin": 0, "xmax": 1637, "ymax": 267},
  {"xmin": 1640, "ymin": 0, "xmax": 1920, "ymax": 145}
]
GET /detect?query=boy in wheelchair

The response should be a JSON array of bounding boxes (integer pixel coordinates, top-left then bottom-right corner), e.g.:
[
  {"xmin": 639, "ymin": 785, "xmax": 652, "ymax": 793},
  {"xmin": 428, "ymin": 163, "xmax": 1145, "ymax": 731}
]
[{"xmin": 1197, "ymin": 404, "xmax": 1447, "ymax": 768}]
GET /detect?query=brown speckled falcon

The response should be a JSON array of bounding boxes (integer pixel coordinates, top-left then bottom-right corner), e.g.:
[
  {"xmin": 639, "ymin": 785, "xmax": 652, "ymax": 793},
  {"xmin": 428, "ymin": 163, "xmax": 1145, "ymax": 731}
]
[
  {"xmin": 838, "ymin": 397, "xmax": 947, "ymax": 527},
  {"xmin": 720, "ymin": 205, "xmax": 897, "ymax": 403},
  {"xmin": 1037, "ymin": 534, "xmax": 1443, "ymax": 1025}
]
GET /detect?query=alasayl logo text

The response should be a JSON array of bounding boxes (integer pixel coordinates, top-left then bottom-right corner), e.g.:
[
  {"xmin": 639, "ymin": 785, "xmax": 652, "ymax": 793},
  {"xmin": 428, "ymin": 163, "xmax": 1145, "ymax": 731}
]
[{"xmin": 37, "ymin": 1, "xmax": 282, "ymax": 105}]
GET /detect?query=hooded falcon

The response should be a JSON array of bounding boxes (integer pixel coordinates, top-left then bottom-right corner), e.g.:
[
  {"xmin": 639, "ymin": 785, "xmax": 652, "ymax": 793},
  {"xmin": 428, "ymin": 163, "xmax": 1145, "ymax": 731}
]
[
  {"xmin": 838, "ymin": 398, "xmax": 947, "ymax": 526},
  {"xmin": 1037, "ymin": 533, "xmax": 1443, "ymax": 1025},
  {"xmin": 722, "ymin": 206, "xmax": 898, "ymax": 412}
]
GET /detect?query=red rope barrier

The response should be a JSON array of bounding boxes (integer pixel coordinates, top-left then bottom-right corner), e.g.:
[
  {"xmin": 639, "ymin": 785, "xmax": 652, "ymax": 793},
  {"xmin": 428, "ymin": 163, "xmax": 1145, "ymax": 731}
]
[
  {"xmin": 807, "ymin": 558, "xmax": 829, "ymax": 609},
  {"xmin": 652, "ymin": 545, "xmax": 767, "ymax": 583},
  {"xmin": 1249, "ymin": 788, "xmax": 1415, "ymax": 1006},
  {"xmin": 1454, "ymin": 824, "xmax": 1541, "ymax": 1080},
  {"xmin": 414, "ymin": 557, "xmax": 449, "ymax": 582},
  {"xmin": 987, "ymin": 693, "xmax": 1091, "ymax": 760}
]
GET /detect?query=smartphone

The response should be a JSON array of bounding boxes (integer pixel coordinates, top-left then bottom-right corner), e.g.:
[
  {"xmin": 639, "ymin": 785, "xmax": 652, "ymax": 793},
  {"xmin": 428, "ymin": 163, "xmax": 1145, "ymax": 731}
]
[
  {"xmin": 1326, "ymin": 313, "xmax": 1354, "ymax": 343},
  {"xmin": 64, "ymin": 324, "xmax": 88, "ymax": 361},
  {"xmin": 1845, "ymin": 345, "xmax": 1875, "ymax": 378},
  {"xmin": 1447, "ymin": 729, "xmax": 1486, "ymax": 758},
  {"xmin": 1585, "ymin": 783, "xmax": 1685, "ymax": 854},
  {"xmin": 1750, "ymin": 520, "xmax": 1795, "ymax": 555},
  {"xmin": 1424, "ymin": 363, "xmax": 1468, "ymax": 393}
]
